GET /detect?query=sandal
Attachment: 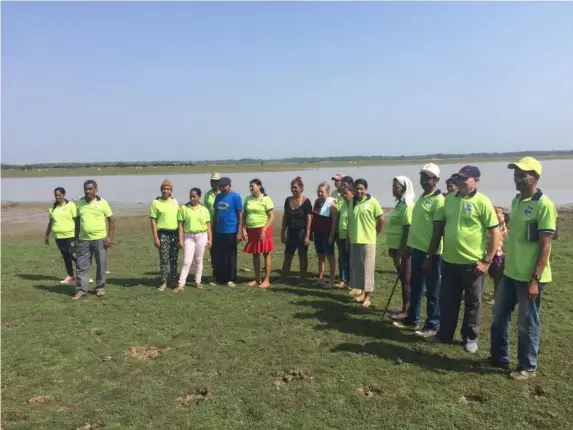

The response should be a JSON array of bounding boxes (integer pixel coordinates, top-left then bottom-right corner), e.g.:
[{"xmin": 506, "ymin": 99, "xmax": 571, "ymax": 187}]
[
  {"xmin": 158, "ymin": 283, "xmax": 167, "ymax": 292},
  {"xmin": 355, "ymin": 295, "xmax": 365, "ymax": 303},
  {"xmin": 361, "ymin": 300, "xmax": 372, "ymax": 308},
  {"xmin": 96, "ymin": 290, "xmax": 105, "ymax": 297},
  {"xmin": 173, "ymin": 285, "xmax": 184, "ymax": 293},
  {"xmin": 71, "ymin": 294, "xmax": 83, "ymax": 300}
]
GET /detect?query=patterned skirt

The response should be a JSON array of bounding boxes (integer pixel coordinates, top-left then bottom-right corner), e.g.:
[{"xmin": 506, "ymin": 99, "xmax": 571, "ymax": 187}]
[{"xmin": 350, "ymin": 244, "xmax": 376, "ymax": 292}]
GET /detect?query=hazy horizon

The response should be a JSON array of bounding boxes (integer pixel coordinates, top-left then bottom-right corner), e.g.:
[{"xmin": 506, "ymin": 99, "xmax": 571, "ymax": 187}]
[{"xmin": 2, "ymin": 2, "xmax": 572, "ymax": 164}]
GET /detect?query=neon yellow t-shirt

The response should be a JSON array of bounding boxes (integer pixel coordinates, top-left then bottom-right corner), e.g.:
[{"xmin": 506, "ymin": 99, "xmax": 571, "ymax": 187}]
[
  {"xmin": 435, "ymin": 191, "xmax": 498, "ymax": 265},
  {"xmin": 348, "ymin": 195, "xmax": 384, "ymax": 245},
  {"xmin": 149, "ymin": 197, "xmax": 179, "ymax": 230},
  {"xmin": 204, "ymin": 190, "xmax": 219, "ymax": 219},
  {"xmin": 76, "ymin": 197, "xmax": 113, "ymax": 241},
  {"xmin": 385, "ymin": 200, "xmax": 413, "ymax": 250},
  {"xmin": 178, "ymin": 203, "xmax": 211, "ymax": 233},
  {"xmin": 49, "ymin": 201, "xmax": 77, "ymax": 239},
  {"xmin": 504, "ymin": 191, "xmax": 557, "ymax": 283},
  {"xmin": 244, "ymin": 195, "xmax": 274, "ymax": 228},
  {"xmin": 407, "ymin": 190, "xmax": 445, "ymax": 254}
]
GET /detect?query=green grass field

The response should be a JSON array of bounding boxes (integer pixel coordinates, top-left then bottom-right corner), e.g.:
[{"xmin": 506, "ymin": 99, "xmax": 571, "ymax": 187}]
[
  {"xmin": 3, "ymin": 155, "xmax": 571, "ymax": 178},
  {"xmin": 2, "ymin": 212, "xmax": 573, "ymax": 429}
]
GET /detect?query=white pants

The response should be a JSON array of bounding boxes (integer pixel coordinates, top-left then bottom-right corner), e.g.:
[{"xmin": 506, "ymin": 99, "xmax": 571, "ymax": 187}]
[{"xmin": 178, "ymin": 232, "xmax": 208, "ymax": 285}]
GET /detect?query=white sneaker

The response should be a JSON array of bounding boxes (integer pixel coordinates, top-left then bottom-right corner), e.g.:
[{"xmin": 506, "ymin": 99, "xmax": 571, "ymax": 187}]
[
  {"xmin": 509, "ymin": 369, "xmax": 536, "ymax": 380},
  {"xmin": 227, "ymin": 282, "xmax": 236, "ymax": 288},
  {"xmin": 465, "ymin": 342, "xmax": 478, "ymax": 354},
  {"xmin": 89, "ymin": 278, "xmax": 94, "ymax": 283}
]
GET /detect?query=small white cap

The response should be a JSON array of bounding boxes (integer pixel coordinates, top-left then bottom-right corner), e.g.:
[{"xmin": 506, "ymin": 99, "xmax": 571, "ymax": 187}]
[{"xmin": 420, "ymin": 163, "xmax": 440, "ymax": 178}]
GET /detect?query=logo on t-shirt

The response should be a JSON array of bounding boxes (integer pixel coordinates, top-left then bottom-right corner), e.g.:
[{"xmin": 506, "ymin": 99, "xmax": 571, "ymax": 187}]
[
  {"xmin": 464, "ymin": 203, "xmax": 473, "ymax": 213},
  {"xmin": 217, "ymin": 202, "xmax": 230, "ymax": 211},
  {"xmin": 524, "ymin": 205, "xmax": 534, "ymax": 217},
  {"xmin": 423, "ymin": 198, "xmax": 433, "ymax": 208}
]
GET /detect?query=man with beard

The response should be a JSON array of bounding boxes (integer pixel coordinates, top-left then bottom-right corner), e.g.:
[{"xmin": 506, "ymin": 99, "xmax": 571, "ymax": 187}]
[{"xmin": 490, "ymin": 157, "xmax": 557, "ymax": 380}]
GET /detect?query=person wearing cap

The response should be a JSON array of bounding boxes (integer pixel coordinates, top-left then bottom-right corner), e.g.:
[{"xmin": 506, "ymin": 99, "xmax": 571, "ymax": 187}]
[
  {"xmin": 490, "ymin": 157, "xmax": 557, "ymax": 380},
  {"xmin": 392, "ymin": 163, "xmax": 444, "ymax": 338},
  {"xmin": 212, "ymin": 176, "xmax": 243, "ymax": 287},
  {"xmin": 426, "ymin": 165, "xmax": 500, "ymax": 353},
  {"xmin": 386, "ymin": 176, "xmax": 415, "ymax": 319},
  {"xmin": 150, "ymin": 179, "xmax": 180, "ymax": 291},
  {"xmin": 331, "ymin": 173, "xmax": 344, "ymax": 198},
  {"xmin": 334, "ymin": 176, "xmax": 354, "ymax": 289},
  {"xmin": 204, "ymin": 172, "xmax": 221, "ymax": 282}
]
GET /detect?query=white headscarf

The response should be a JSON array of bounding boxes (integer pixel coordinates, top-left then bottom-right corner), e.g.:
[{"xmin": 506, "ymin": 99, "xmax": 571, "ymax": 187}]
[{"xmin": 394, "ymin": 176, "xmax": 416, "ymax": 206}]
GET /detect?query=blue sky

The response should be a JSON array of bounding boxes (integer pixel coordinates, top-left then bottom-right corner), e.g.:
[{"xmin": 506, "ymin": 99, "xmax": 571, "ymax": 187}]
[{"xmin": 2, "ymin": 1, "xmax": 572, "ymax": 164}]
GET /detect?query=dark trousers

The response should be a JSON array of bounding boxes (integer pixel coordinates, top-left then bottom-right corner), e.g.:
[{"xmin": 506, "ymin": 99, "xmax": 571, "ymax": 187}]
[
  {"xmin": 337, "ymin": 238, "xmax": 350, "ymax": 283},
  {"xmin": 406, "ymin": 249, "xmax": 441, "ymax": 330},
  {"xmin": 56, "ymin": 238, "xmax": 76, "ymax": 276},
  {"xmin": 214, "ymin": 233, "xmax": 237, "ymax": 283},
  {"xmin": 158, "ymin": 230, "xmax": 179, "ymax": 283},
  {"xmin": 437, "ymin": 261, "xmax": 484, "ymax": 343}
]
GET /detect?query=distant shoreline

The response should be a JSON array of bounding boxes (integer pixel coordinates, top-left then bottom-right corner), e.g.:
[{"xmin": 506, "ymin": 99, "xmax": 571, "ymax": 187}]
[{"xmin": 2, "ymin": 154, "xmax": 572, "ymax": 179}]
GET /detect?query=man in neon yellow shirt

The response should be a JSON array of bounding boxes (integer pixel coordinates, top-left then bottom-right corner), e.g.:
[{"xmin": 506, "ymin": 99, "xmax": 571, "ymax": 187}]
[
  {"xmin": 392, "ymin": 163, "xmax": 444, "ymax": 337},
  {"xmin": 72, "ymin": 180, "xmax": 115, "ymax": 300},
  {"xmin": 490, "ymin": 157, "xmax": 557, "ymax": 380},
  {"xmin": 204, "ymin": 172, "xmax": 220, "ymax": 282},
  {"xmin": 427, "ymin": 165, "xmax": 500, "ymax": 353}
]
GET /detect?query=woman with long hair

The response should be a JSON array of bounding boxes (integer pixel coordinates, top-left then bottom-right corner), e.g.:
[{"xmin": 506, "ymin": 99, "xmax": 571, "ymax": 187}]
[
  {"xmin": 347, "ymin": 179, "xmax": 384, "ymax": 307},
  {"xmin": 312, "ymin": 182, "xmax": 338, "ymax": 288},
  {"xmin": 175, "ymin": 188, "xmax": 212, "ymax": 291},
  {"xmin": 44, "ymin": 187, "xmax": 77, "ymax": 284},
  {"xmin": 150, "ymin": 179, "xmax": 180, "ymax": 291},
  {"xmin": 242, "ymin": 179, "xmax": 274, "ymax": 289},
  {"xmin": 280, "ymin": 176, "xmax": 312, "ymax": 283},
  {"xmin": 386, "ymin": 176, "xmax": 415, "ymax": 319}
]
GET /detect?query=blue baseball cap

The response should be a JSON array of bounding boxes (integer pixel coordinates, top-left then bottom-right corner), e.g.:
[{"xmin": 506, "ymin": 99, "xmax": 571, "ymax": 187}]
[{"xmin": 455, "ymin": 165, "xmax": 481, "ymax": 179}]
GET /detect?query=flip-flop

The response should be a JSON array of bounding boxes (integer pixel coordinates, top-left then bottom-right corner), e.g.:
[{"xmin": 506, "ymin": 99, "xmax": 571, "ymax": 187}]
[{"xmin": 173, "ymin": 286, "xmax": 184, "ymax": 293}]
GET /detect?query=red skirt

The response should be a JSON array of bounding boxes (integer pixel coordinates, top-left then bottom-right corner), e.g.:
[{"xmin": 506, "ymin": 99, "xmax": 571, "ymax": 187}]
[{"xmin": 243, "ymin": 227, "xmax": 274, "ymax": 254}]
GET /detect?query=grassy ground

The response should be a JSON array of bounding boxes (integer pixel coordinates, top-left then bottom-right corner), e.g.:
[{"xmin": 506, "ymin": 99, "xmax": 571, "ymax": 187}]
[
  {"xmin": 3, "ymin": 155, "xmax": 571, "ymax": 178},
  {"xmin": 2, "ymin": 210, "xmax": 573, "ymax": 429}
]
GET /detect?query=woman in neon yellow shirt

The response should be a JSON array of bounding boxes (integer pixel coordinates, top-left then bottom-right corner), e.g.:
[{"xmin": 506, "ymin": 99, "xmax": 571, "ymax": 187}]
[
  {"xmin": 150, "ymin": 179, "xmax": 180, "ymax": 291},
  {"xmin": 242, "ymin": 179, "xmax": 275, "ymax": 289},
  {"xmin": 44, "ymin": 187, "xmax": 77, "ymax": 284},
  {"xmin": 175, "ymin": 188, "xmax": 212, "ymax": 291},
  {"xmin": 347, "ymin": 179, "xmax": 385, "ymax": 308},
  {"xmin": 386, "ymin": 176, "xmax": 415, "ymax": 319}
]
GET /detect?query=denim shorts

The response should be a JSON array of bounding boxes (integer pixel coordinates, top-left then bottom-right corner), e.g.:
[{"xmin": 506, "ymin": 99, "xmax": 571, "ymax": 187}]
[{"xmin": 314, "ymin": 232, "xmax": 335, "ymax": 256}]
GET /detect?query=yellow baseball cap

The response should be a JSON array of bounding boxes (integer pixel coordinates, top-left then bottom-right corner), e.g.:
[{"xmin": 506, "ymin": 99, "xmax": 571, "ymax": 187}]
[{"xmin": 508, "ymin": 157, "xmax": 542, "ymax": 176}]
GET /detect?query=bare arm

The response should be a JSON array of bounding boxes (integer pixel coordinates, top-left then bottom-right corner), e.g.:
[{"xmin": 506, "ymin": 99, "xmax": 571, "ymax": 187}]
[
  {"xmin": 533, "ymin": 232, "xmax": 553, "ymax": 277},
  {"xmin": 45, "ymin": 218, "xmax": 53, "ymax": 244},
  {"xmin": 376, "ymin": 216, "xmax": 384, "ymax": 235},
  {"xmin": 398, "ymin": 225, "xmax": 410, "ymax": 256},
  {"xmin": 305, "ymin": 214, "xmax": 312, "ymax": 241},
  {"xmin": 207, "ymin": 222, "xmax": 213, "ymax": 246},
  {"xmin": 485, "ymin": 227, "xmax": 501, "ymax": 261},
  {"xmin": 427, "ymin": 222, "xmax": 445, "ymax": 256},
  {"xmin": 264, "ymin": 210, "xmax": 274, "ymax": 231},
  {"xmin": 329, "ymin": 205, "xmax": 338, "ymax": 241},
  {"xmin": 151, "ymin": 218, "xmax": 159, "ymax": 241},
  {"xmin": 178, "ymin": 221, "xmax": 184, "ymax": 246},
  {"xmin": 105, "ymin": 216, "xmax": 116, "ymax": 246},
  {"xmin": 237, "ymin": 210, "xmax": 244, "ymax": 239}
]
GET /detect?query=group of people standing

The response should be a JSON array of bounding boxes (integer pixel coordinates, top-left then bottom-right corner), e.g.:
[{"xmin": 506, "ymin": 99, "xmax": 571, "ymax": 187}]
[{"xmin": 45, "ymin": 156, "xmax": 557, "ymax": 380}]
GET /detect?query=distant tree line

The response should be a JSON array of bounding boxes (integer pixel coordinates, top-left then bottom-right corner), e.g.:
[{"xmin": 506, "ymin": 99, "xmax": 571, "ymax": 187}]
[{"xmin": 2, "ymin": 150, "xmax": 572, "ymax": 170}]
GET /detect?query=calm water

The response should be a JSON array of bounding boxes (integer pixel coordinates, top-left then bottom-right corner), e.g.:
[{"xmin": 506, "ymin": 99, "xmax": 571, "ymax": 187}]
[{"xmin": 2, "ymin": 160, "xmax": 572, "ymax": 208}]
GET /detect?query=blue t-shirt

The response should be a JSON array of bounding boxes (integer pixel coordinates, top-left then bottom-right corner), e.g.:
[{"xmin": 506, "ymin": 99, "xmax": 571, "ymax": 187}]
[{"xmin": 214, "ymin": 191, "xmax": 243, "ymax": 234}]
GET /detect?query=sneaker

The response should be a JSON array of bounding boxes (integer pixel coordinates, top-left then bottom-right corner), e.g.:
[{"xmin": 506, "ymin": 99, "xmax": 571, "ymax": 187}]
[
  {"xmin": 414, "ymin": 328, "xmax": 438, "ymax": 338},
  {"xmin": 89, "ymin": 278, "xmax": 94, "ymax": 283},
  {"xmin": 227, "ymin": 282, "xmax": 236, "ymax": 288},
  {"xmin": 465, "ymin": 341, "xmax": 479, "ymax": 354},
  {"xmin": 509, "ymin": 369, "xmax": 537, "ymax": 380},
  {"xmin": 484, "ymin": 357, "xmax": 510, "ymax": 369},
  {"xmin": 60, "ymin": 276, "xmax": 75, "ymax": 284},
  {"xmin": 392, "ymin": 319, "xmax": 418, "ymax": 330},
  {"xmin": 426, "ymin": 335, "xmax": 443, "ymax": 343}
]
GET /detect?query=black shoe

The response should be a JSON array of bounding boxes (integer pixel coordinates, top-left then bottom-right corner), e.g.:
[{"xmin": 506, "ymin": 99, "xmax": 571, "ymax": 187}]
[{"xmin": 485, "ymin": 357, "xmax": 510, "ymax": 369}]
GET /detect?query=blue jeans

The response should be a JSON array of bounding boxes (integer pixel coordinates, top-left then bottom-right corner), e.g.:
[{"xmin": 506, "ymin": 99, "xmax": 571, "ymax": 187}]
[
  {"xmin": 337, "ymin": 238, "xmax": 350, "ymax": 283},
  {"xmin": 405, "ymin": 249, "xmax": 441, "ymax": 330},
  {"xmin": 490, "ymin": 276, "xmax": 545, "ymax": 371}
]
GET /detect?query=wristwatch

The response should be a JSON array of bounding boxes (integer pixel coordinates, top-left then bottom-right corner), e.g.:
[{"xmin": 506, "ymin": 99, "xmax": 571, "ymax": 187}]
[
  {"xmin": 482, "ymin": 255, "xmax": 492, "ymax": 264},
  {"xmin": 531, "ymin": 274, "xmax": 541, "ymax": 282}
]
